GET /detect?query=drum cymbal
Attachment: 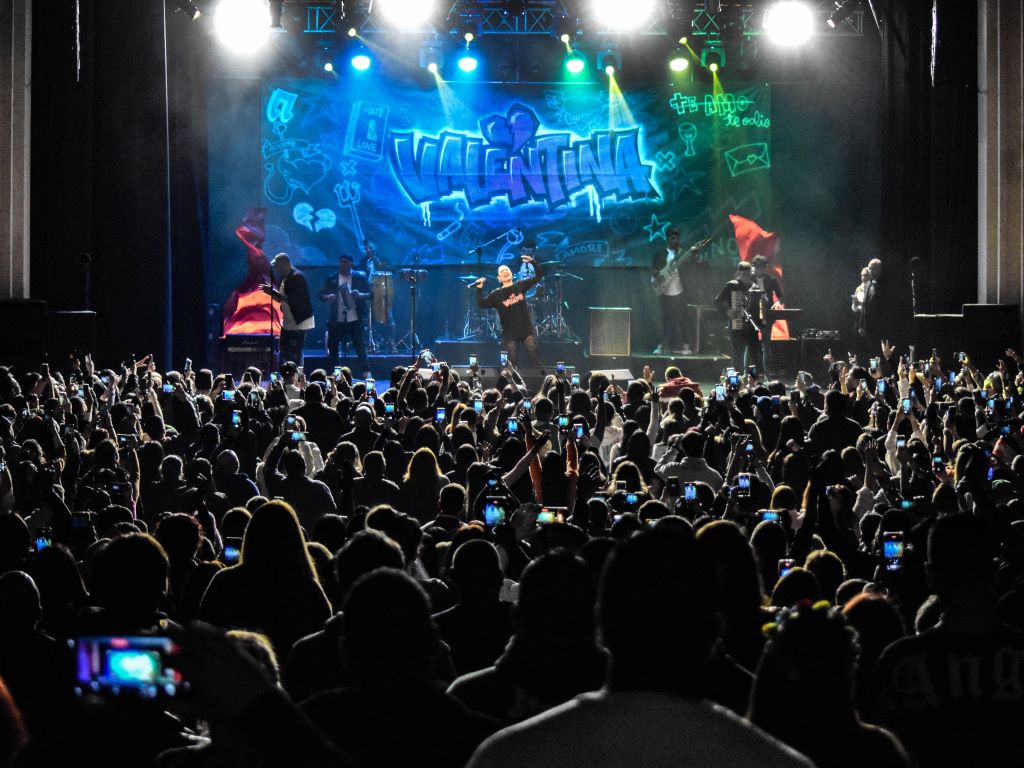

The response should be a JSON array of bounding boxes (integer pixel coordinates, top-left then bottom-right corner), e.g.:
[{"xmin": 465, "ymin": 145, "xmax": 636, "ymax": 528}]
[
  {"xmin": 458, "ymin": 274, "xmax": 479, "ymax": 283},
  {"xmin": 550, "ymin": 272, "xmax": 583, "ymax": 280}
]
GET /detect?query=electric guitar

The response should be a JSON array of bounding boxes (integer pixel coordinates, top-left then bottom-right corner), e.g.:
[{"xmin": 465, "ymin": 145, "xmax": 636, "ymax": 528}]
[{"xmin": 652, "ymin": 236, "xmax": 712, "ymax": 295}]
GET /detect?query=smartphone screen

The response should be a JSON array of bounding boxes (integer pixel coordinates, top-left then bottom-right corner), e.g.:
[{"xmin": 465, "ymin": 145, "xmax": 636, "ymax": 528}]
[
  {"xmin": 521, "ymin": 399, "xmax": 532, "ymax": 411},
  {"xmin": 760, "ymin": 510, "xmax": 780, "ymax": 523},
  {"xmin": 473, "ymin": 399, "xmax": 483, "ymax": 413},
  {"xmin": 684, "ymin": 482, "xmax": 696, "ymax": 501},
  {"xmin": 73, "ymin": 636, "xmax": 189, "ymax": 699},
  {"xmin": 883, "ymin": 532, "xmax": 904, "ymax": 572},
  {"xmin": 778, "ymin": 558, "xmax": 796, "ymax": 578},
  {"xmin": 715, "ymin": 384, "xmax": 726, "ymax": 399},
  {"xmin": 500, "ymin": 351, "xmax": 509, "ymax": 366},
  {"xmin": 574, "ymin": 424, "xmax": 585, "ymax": 440},
  {"xmin": 506, "ymin": 419, "xmax": 518, "ymax": 433},
  {"xmin": 435, "ymin": 407, "xmax": 446, "ymax": 424},
  {"xmin": 556, "ymin": 361, "xmax": 566, "ymax": 374},
  {"xmin": 902, "ymin": 398, "xmax": 911, "ymax": 414},
  {"xmin": 737, "ymin": 473, "xmax": 751, "ymax": 497},
  {"xmin": 384, "ymin": 402, "xmax": 395, "ymax": 414},
  {"xmin": 537, "ymin": 506, "xmax": 567, "ymax": 524},
  {"xmin": 468, "ymin": 355, "xmax": 478, "ymax": 367},
  {"xmin": 484, "ymin": 499, "xmax": 506, "ymax": 526},
  {"xmin": 230, "ymin": 411, "xmax": 242, "ymax": 427},
  {"xmin": 571, "ymin": 373, "xmax": 580, "ymax": 387}
]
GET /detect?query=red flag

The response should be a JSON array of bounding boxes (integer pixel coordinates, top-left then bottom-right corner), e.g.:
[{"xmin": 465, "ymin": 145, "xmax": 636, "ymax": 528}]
[
  {"xmin": 729, "ymin": 214, "xmax": 788, "ymax": 340},
  {"xmin": 222, "ymin": 208, "xmax": 283, "ymax": 337}
]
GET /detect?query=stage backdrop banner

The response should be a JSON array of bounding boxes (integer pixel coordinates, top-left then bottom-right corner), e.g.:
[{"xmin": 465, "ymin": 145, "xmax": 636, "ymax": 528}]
[{"xmin": 256, "ymin": 78, "xmax": 771, "ymax": 270}]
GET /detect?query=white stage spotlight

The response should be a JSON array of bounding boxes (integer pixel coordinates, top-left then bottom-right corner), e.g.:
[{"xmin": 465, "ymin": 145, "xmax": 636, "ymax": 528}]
[
  {"xmin": 591, "ymin": 0, "xmax": 655, "ymax": 31},
  {"xmin": 763, "ymin": 1, "xmax": 815, "ymax": 47},
  {"xmin": 377, "ymin": 0, "xmax": 438, "ymax": 29},
  {"xmin": 215, "ymin": 0, "xmax": 270, "ymax": 54}
]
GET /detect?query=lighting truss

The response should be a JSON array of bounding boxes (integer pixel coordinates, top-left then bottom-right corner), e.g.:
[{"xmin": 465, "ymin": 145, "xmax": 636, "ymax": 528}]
[{"xmin": 298, "ymin": 0, "xmax": 865, "ymax": 37}]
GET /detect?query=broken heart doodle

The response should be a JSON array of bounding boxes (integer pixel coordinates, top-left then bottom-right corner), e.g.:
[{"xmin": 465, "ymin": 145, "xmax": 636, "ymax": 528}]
[{"xmin": 293, "ymin": 203, "xmax": 337, "ymax": 232}]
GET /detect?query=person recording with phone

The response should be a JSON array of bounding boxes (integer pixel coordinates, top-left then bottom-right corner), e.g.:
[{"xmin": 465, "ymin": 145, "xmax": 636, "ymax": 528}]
[{"xmin": 474, "ymin": 249, "xmax": 544, "ymax": 367}]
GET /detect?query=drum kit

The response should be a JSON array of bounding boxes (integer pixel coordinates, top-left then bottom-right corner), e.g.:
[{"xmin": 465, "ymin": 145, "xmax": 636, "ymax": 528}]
[
  {"xmin": 455, "ymin": 261, "xmax": 581, "ymax": 342},
  {"xmin": 359, "ymin": 246, "xmax": 581, "ymax": 350}
]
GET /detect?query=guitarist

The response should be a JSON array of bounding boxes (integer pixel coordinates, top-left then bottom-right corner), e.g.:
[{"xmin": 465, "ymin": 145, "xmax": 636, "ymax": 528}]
[{"xmin": 651, "ymin": 228, "xmax": 695, "ymax": 355}]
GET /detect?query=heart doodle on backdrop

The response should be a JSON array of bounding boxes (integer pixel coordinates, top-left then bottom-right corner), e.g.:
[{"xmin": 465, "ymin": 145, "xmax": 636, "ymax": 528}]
[
  {"xmin": 280, "ymin": 148, "xmax": 331, "ymax": 194},
  {"xmin": 479, "ymin": 104, "xmax": 540, "ymax": 156}
]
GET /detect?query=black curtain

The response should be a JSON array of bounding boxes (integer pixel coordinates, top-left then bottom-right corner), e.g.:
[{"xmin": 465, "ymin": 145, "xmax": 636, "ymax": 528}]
[
  {"xmin": 878, "ymin": 0, "xmax": 977, "ymax": 323},
  {"xmin": 30, "ymin": 0, "xmax": 208, "ymax": 368}
]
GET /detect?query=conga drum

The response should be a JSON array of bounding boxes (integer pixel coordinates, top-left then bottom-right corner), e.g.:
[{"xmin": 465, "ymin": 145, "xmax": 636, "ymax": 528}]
[{"xmin": 372, "ymin": 272, "xmax": 394, "ymax": 317}]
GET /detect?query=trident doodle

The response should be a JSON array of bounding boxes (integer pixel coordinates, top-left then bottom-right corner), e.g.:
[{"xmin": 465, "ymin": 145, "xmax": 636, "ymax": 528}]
[
  {"xmin": 333, "ymin": 181, "xmax": 365, "ymax": 244},
  {"xmin": 678, "ymin": 123, "xmax": 698, "ymax": 157}
]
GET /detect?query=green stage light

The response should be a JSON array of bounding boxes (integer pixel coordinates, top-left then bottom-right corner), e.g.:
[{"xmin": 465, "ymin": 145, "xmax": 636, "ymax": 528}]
[{"xmin": 565, "ymin": 50, "xmax": 586, "ymax": 75}]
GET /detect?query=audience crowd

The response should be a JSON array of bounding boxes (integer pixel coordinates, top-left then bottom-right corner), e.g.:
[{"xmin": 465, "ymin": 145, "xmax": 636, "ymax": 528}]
[{"xmin": 0, "ymin": 344, "xmax": 1022, "ymax": 768}]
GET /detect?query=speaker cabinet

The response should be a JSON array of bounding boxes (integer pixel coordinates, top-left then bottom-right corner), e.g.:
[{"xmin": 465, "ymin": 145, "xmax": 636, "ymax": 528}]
[
  {"xmin": 590, "ymin": 307, "xmax": 631, "ymax": 357},
  {"xmin": 219, "ymin": 335, "xmax": 276, "ymax": 377}
]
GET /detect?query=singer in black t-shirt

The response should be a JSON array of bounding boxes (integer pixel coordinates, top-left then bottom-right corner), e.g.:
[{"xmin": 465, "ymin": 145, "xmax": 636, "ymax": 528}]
[{"xmin": 475, "ymin": 254, "xmax": 543, "ymax": 367}]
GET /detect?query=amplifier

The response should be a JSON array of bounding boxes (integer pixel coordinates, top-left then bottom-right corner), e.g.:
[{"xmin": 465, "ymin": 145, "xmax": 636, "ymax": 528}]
[
  {"xmin": 590, "ymin": 307, "xmax": 631, "ymax": 357},
  {"xmin": 219, "ymin": 335, "xmax": 276, "ymax": 376}
]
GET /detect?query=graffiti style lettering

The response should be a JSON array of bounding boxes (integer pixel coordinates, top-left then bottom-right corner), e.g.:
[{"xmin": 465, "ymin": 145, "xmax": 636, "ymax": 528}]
[
  {"xmin": 703, "ymin": 93, "xmax": 753, "ymax": 117},
  {"xmin": 669, "ymin": 93, "xmax": 699, "ymax": 115},
  {"xmin": 724, "ymin": 110, "xmax": 771, "ymax": 129},
  {"xmin": 387, "ymin": 104, "xmax": 657, "ymax": 211},
  {"xmin": 266, "ymin": 89, "xmax": 298, "ymax": 124}
]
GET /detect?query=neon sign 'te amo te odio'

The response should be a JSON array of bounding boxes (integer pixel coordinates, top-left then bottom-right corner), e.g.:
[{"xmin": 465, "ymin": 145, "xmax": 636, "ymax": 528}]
[{"xmin": 386, "ymin": 104, "xmax": 659, "ymax": 211}]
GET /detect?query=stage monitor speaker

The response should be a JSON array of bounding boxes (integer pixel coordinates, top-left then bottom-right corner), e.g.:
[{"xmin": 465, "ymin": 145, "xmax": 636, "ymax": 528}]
[
  {"xmin": 588, "ymin": 368, "xmax": 635, "ymax": 383},
  {"xmin": 219, "ymin": 335, "xmax": 276, "ymax": 377},
  {"xmin": 0, "ymin": 299, "xmax": 47, "ymax": 371},
  {"xmin": 443, "ymin": 365, "xmax": 577, "ymax": 390},
  {"xmin": 767, "ymin": 339, "xmax": 798, "ymax": 377},
  {"xmin": 48, "ymin": 311, "xmax": 97, "ymax": 367},
  {"xmin": 590, "ymin": 307, "xmax": 631, "ymax": 357},
  {"xmin": 962, "ymin": 304, "xmax": 1020, "ymax": 369}
]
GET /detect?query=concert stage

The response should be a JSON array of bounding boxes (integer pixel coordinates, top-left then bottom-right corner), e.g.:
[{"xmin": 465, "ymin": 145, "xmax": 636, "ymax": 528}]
[{"xmin": 298, "ymin": 344, "xmax": 732, "ymax": 390}]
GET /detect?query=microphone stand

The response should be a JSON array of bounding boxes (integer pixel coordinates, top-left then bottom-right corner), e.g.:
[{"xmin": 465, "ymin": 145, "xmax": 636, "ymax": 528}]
[{"xmin": 268, "ymin": 277, "xmax": 279, "ymax": 376}]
